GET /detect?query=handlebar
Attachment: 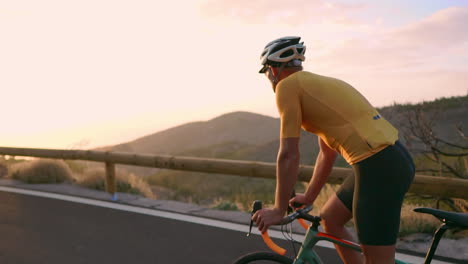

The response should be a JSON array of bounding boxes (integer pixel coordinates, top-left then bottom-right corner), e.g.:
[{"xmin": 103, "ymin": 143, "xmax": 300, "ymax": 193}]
[{"xmin": 248, "ymin": 201, "xmax": 320, "ymax": 255}]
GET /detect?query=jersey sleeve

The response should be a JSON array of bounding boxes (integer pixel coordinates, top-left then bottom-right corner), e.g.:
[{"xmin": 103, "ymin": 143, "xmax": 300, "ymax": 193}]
[{"xmin": 275, "ymin": 78, "xmax": 302, "ymax": 138}]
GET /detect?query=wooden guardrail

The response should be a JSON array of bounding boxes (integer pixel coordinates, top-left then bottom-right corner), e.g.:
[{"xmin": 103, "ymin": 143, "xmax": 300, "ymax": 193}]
[{"xmin": 0, "ymin": 147, "xmax": 467, "ymax": 200}]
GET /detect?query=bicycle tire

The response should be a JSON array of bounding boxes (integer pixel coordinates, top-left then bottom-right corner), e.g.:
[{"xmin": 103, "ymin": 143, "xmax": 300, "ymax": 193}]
[{"xmin": 232, "ymin": 252, "xmax": 293, "ymax": 264}]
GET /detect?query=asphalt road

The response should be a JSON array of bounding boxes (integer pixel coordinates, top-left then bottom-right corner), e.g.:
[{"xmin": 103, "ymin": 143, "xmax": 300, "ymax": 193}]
[{"xmin": 0, "ymin": 191, "xmax": 342, "ymax": 264}]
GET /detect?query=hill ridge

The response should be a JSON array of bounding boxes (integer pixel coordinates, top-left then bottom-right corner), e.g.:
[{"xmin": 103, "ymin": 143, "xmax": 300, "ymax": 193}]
[{"xmin": 99, "ymin": 95, "xmax": 467, "ymax": 168}]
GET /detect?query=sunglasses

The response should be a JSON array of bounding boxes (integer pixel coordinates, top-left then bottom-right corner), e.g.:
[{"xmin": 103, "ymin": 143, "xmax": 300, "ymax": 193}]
[{"xmin": 259, "ymin": 65, "xmax": 269, "ymax": 74}]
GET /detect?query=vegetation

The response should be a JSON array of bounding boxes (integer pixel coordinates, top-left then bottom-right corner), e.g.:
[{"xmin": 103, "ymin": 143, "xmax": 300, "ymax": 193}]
[
  {"xmin": 399, "ymin": 204, "xmax": 442, "ymax": 237},
  {"xmin": 400, "ymin": 203, "xmax": 468, "ymax": 239},
  {"xmin": 3, "ymin": 158, "xmax": 155, "ymax": 198},
  {"xmin": 8, "ymin": 159, "xmax": 74, "ymax": 184},
  {"xmin": 75, "ymin": 167, "xmax": 155, "ymax": 199},
  {"xmin": 211, "ymin": 198, "xmax": 239, "ymax": 211},
  {"xmin": 379, "ymin": 95, "xmax": 468, "ymax": 112},
  {"xmin": 145, "ymin": 170, "xmax": 280, "ymax": 211},
  {"xmin": 0, "ymin": 156, "xmax": 8, "ymax": 178},
  {"xmin": 399, "ymin": 101, "xmax": 468, "ymax": 213}
]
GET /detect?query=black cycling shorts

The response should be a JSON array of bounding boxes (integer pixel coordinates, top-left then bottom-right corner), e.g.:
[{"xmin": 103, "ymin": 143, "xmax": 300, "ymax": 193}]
[{"xmin": 336, "ymin": 141, "xmax": 415, "ymax": 245}]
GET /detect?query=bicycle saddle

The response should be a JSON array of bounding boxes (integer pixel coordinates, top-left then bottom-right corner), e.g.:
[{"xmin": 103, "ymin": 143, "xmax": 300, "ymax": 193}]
[{"xmin": 414, "ymin": 207, "xmax": 468, "ymax": 228}]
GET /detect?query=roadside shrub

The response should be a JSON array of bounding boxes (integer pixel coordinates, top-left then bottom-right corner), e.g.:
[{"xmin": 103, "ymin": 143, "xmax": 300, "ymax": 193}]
[
  {"xmin": 64, "ymin": 160, "xmax": 87, "ymax": 174},
  {"xmin": 0, "ymin": 157, "xmax": 8, "ymax": 178},
  {"xmin": 399, "ymin": 203, "xmax": 441, "ymax": 237},
  {"xmin": 146, "ymin": 170, "xmax": 279, "ymax": 208},
  {"xmin": 76, "ymin": 168, "xmax": 154, "ymax": 199},
  {"xmin": 146, "ymin": 170, "xmax": 341, "ymax": 212},
  {"xmin": 8, "ymin": 159, "xmax": 74, "ymax": 184},
  {"xmin": 211, "ymin": 199, "xmax": 239, "ymax": 211},
  {"xmin": 399, "ymin": 203, "xmax": 468, "ymax": 238},
  {"xmin": 0, "ymin": 163, "xmax": 7, "ymax": 178}
]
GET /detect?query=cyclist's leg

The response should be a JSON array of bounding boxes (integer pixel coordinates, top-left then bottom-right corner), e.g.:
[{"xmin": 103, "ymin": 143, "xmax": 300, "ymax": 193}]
[
  {"xmin": 353, "ymin": 141, "xmax": 415, "ymax": 264},
  {"xmin": 320, "ymin": 193, "xmax": 363, "ymax": 264},
  {"xmin": 361, "ymin": 245, "xmax": 395, "ymax": 264}
]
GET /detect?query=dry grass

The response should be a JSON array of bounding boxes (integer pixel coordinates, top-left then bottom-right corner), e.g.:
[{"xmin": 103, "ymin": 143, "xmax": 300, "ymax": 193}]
[
  {"xmin": 399, "ymin": 203, "xmax": 441, "ymax": 237},
  {"xmin": 8, "ymin": 159, "xmax": 74, "ymax": 184},
  {"xmin": 145, "ymin": 170, "xmax": 280, "ymax": 210},
  {"xmin": 145, "ymin": 170, "xmax": 341, "ymax": 212},
  {"xmin": 399, "ymin": 203, "xmax": 468, "ymax": 238},
  {"xmin": 0, "ymin": 157, "xmax": 7, "ymax": 178},
  {"xmin": 75, "ymin": 168, "xmax": 155, "ymax": 199},
  {"xmin": 5, "ymin": 159, "xmax": 154, "ymax": 198}
]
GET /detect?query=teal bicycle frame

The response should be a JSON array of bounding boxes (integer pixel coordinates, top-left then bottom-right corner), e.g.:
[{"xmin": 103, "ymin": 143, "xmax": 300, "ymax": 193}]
[
  {"xmin": 249, "ymin": 201, "xmax": 465, "ymax": 264},
  {"xmin": 292, "ymin": 222, "xmax": 406, "ymax": 264}
]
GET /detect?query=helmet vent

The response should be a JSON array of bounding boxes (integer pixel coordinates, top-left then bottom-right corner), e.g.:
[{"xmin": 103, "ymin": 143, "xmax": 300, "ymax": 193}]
[{"xmin": 280, "ymin": 50, "xmax": 294, "ymax": 58}]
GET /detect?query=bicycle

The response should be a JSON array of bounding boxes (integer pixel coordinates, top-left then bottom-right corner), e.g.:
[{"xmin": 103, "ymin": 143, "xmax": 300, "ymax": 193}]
[{"xmin": 233, "ymin": 200, "xmax": 468, "ymax": 264}]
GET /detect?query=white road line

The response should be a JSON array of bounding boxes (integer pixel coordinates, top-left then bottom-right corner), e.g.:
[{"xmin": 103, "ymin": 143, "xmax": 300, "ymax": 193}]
[{"xmin": 0, "ymin": 186, "xmax": 454, "ymax": 264}]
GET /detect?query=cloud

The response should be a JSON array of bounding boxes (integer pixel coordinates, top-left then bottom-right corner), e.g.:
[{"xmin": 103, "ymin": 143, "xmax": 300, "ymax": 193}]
[
  {"xmin": 310, "ymin": 7, "xmax": 468, "ymax": 72},
  {"xmin": 199, "ymin": 0, "xmax": 367, "ymax": 25},
  {"xmin": 386, "ymin": 7, "xmax": 468, "ymax": 50},
  {"xmin": 302, "ymin": 6, "xmax": 468, "ymax": 106}
]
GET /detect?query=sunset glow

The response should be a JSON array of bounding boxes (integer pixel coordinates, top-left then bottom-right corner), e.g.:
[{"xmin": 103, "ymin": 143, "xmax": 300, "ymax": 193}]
[{"xmin": 1, "ymin": 0, "xmax": 467, "ymax": 149}]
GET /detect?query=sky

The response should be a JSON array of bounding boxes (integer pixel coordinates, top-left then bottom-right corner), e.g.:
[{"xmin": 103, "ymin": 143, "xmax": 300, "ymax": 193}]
[{"xmin": 1, "ymin": 0, "xmax": 467, "ymax": 149}]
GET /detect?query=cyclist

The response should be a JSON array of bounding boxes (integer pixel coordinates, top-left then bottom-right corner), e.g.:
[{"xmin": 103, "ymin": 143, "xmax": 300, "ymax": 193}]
[{"xmin": 252, "ymin": 36, "xmax": 415, "ymax": 264}]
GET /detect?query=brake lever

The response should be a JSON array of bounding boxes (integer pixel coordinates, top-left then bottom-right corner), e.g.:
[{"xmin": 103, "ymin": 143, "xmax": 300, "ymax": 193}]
[{"xmin": 247, "ymin": 200, "xmax": 262, "ymax": 236}]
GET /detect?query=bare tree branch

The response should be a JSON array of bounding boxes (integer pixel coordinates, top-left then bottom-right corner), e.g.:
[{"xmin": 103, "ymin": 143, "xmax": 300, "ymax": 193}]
[
  {"xmin": 415, "ymin": 169, "xmax": 453, "ymax": 174},
  {"xmin": 422, "ymin": 153, "xmax": 465, "ymax": 179},
  {"xmin": 431, "ymin": 146, "xmax": 468, "ymax": 157},
  {"xmin": 440, "ymin": 160, "xmax": 465, "ymax": 179},
  {"xmin": 456, "ymin": 123, "xmax": 468, "ymax": 139},
  {"xmin": 435, "ymin": 137, "xmax": 468, "ymax": 150},
  {"xmin": 403, "ymin": 105, "xmax": 468, "ymax": 182}
]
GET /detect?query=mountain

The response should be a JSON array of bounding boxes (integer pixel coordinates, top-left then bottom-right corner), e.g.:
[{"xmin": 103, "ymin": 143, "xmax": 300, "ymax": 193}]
[
  {"xmin": 98, "ymin": 111, "xmax": 280, "ymax": 155},
  {"xmin": 98, "ymin": 95, "xmax": 468, "ymax": 175}
]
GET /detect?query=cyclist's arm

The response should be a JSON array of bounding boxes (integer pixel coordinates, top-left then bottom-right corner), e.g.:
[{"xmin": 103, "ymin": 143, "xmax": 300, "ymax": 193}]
[
  {"xmin": 275, "ymin": 137, "xmax": 300, "ymax": 213},
  {"xmin": 274, "ymin": 79, "xmax": 302, "ymax": 213},
  {"xmin": 303, "ymin": 137, "xmax": 337, "ymax": 203}
]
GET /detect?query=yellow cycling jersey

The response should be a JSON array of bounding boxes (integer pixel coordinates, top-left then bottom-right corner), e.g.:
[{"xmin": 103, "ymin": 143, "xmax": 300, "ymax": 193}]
[{"xmin": 276, "ymin": 71, "xmax": 398, "ymax": 164}]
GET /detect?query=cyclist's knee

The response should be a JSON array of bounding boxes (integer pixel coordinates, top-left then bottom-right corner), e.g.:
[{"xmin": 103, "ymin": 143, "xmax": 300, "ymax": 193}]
[
  {"xmin": 320, "ymin": 194, "xmax": 352, "ymax": 233},
  {"xmin": 320, "ymin": 211, "xmax": 345, "ymax": 233}
]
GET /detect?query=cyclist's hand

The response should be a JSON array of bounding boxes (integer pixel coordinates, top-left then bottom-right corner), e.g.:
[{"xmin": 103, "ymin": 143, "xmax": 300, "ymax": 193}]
[
  {"xmin": 289, "ymin": 193, "xmax": 312, "ymax": 208},
  {"xmin": 252, "ymin": 208, "xmax": 284, "ymax": 234}
]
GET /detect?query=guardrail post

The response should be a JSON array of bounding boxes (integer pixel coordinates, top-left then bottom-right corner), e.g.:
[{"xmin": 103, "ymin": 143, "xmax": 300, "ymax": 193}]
[{"xmin": 105, "ymin": 162, "xmax": 117, "ymax": 201}]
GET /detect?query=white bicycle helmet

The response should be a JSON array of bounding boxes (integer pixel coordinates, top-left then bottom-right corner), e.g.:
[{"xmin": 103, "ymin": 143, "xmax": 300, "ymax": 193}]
[{"xmin": 259, "ymin": 36, "xmax": 306, "ymax": 73}]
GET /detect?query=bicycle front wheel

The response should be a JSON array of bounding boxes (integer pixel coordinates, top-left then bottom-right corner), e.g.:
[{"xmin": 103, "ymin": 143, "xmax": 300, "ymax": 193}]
[{"xmin": 232, "ymin": 252, "xmax": 293, "ymax": 264}]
